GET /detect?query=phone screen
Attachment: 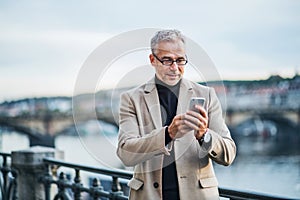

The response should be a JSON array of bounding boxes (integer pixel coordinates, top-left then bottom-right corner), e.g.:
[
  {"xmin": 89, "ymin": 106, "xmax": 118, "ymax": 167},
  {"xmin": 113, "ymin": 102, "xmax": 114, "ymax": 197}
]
[{"xmin": 189, "ymin": 97, "xmax": 205, "ymax": 112}]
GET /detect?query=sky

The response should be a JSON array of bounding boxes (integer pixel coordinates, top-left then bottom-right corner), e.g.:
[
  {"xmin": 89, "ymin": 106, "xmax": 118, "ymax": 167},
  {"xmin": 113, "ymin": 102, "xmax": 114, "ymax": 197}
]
[{"xmin": 0, "ymin": 0, "xmax": 299, "ymax": 102}]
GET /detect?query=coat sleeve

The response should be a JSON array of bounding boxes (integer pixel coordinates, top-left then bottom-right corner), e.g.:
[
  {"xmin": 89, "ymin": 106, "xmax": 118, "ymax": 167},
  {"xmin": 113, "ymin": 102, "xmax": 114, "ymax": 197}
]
[
  {"xmin": 116, "ymin": 92, "xmax": 172, "ymax": 166},
  {"xmin": 205, "ymin": 87, "xmax": 236, "ymax": 166}
]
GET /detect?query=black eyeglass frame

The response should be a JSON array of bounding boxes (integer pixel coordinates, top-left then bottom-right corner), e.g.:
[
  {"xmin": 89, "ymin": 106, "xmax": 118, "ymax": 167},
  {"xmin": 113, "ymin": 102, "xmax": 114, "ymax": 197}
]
[{"xmin": 152, "ymin": 52, "xmax": 188, "ymax": 66}]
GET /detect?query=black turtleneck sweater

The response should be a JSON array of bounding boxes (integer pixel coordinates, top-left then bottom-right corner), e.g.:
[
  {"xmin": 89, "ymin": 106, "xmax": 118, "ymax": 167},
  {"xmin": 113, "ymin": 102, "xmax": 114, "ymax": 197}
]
[{"xmin": 155, "ymin": 76, "xmax": 181, "ymax": 200}]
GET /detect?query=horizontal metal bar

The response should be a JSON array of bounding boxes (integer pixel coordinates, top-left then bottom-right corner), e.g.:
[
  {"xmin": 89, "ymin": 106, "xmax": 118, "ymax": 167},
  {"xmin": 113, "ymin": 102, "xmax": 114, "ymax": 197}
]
[
  {"xmin": 218, "ymin": 187, "xmax": 295, "ymax": 200},
  {"xmin": 0, "ymin": 152, "xmax": 11, "ymax": 157},
  {"xmin": 43, "ymin": 157, "xmax": 133, "ymax": 180}
]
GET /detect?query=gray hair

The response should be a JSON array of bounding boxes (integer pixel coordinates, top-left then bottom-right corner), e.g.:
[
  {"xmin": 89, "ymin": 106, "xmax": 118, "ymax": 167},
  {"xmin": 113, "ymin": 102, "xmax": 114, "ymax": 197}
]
[{"xmin": 150, "ymin": 29, "xmax": 185, "ymax": 53}]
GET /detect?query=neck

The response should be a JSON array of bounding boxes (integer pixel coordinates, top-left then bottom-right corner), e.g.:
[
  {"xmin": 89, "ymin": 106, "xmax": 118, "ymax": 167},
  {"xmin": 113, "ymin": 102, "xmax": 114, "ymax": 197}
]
[{"xmin": 155, "ymin": 76, "xmax": 181, "ymax": 88}]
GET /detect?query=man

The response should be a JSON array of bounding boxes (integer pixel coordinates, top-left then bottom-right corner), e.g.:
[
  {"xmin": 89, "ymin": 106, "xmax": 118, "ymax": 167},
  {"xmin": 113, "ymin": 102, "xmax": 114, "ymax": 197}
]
[{"xmin": 117, "ymin": 29, "xmax": 236, "ymax": 200}]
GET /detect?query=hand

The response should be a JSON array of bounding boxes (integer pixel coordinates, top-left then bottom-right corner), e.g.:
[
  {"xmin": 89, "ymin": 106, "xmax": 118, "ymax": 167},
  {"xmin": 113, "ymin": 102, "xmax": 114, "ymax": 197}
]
[
  {"xmin": 185, "ymin": 105, "xmax": 208, "ymax": 140},
  {"xmin": 168, "ymin": 114, "xmax": 193, "ymax": 139},
  {"xmin": 168, "ymin": 105, "xmax": 208, "ymax": 140}
]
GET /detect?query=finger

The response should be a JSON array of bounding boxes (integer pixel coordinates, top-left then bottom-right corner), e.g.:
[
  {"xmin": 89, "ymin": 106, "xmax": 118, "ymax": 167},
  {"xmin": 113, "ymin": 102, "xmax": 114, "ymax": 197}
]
[
  {"xmin": 186, "ymin": 110, "xmax": 201, "ymax": 118},
  {"xmin": 184, "ymin": 113, "xmax": 203, "ymax": 127},
  {"xmin": 188, "ymin": 107, "xmax": 208, "ymax": 127},
  {"xmin": 186, "ymin": 110, "xmax": 206, "ymax": 124},
  {"xmin": 196, "ymin": 105, "xmax": 208, "ymax": 119},
  {"xmin": 184, "ymin": 118, "xmax": 201, "ymax": 131},
  {"xmin": 177, "ymin": 123, "xmax": 192, "ymax": 131},
  {"xmin": 185, "ymin": 114, "xmax": 208, "ymax": 133}
]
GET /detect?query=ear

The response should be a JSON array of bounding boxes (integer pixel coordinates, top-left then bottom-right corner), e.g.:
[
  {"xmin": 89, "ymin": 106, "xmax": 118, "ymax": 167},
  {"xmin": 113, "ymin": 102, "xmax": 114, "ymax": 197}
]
[{"xmin": 149, "ymin": 54, "xmax": 155, "ymax": 65}]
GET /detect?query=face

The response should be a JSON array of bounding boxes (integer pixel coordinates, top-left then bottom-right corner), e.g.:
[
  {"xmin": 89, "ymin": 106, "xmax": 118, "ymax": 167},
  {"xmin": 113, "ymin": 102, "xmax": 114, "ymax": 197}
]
[{"xmin": 149, "ymin": 40, "xmax": 186, "ymax": 86}]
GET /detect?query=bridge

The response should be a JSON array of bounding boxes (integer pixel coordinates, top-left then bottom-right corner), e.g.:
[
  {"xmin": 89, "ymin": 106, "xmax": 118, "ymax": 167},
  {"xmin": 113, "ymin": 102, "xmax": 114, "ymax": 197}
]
[
  {"xmin": 1, "ymin": 94, "xmax": 299, "ymax": 148},
  {"xmin": 0, "ymin": 114, "xmax": 74, "ymax": 147},
  {"xmin": 0, "ymin": 75, "xmax": 299, "ymax": 147}
]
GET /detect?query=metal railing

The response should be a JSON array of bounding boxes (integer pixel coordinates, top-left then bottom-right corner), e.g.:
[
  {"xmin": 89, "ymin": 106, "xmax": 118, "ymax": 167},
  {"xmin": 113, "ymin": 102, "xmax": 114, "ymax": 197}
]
[
  {"xmin": 40, "ymin": 157, "xmax": 132, "ymax": 200},
  {"xmin": 0, "ymin": 152, "xmax": 17, "ymax": 200},
  {"xmin": 41, "ymin": 157, "xmax": 293, "ymax": 200},
  {"xmin": 0, "ymin": 153, "xmax": 295, "ymax": 200},
  {"xmin": 218, "ymin": 187, "xmax": 294, "ymax": 200}
]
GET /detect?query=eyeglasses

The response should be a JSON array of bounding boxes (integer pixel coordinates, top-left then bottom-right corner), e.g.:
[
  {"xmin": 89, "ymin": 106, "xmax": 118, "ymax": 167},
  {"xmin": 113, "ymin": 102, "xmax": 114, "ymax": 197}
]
[{"xmin": 152, "ymin": 53, "xmax": 188, "ymax": 66}]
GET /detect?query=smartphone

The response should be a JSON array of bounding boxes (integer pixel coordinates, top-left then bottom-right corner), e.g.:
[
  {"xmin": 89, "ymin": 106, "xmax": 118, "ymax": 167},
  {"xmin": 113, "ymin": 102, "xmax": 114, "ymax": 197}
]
[{"xmin": 189, "ymin": 97, "xmax": 205, "ymax": 112}]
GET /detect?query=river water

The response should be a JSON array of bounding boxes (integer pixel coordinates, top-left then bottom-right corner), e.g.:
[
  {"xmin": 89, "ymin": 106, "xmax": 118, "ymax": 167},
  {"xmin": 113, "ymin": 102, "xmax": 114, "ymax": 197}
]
[{"xmin": 1, "ymin": 123, "xmax": 299, "ymax": 199}]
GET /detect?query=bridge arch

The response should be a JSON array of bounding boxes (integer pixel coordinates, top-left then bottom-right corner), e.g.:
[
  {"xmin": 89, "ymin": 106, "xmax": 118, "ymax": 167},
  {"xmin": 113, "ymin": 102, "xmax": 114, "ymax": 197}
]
[{"xmin": 229, "ymin": 111, "xmax": 299, "ymax": 138}]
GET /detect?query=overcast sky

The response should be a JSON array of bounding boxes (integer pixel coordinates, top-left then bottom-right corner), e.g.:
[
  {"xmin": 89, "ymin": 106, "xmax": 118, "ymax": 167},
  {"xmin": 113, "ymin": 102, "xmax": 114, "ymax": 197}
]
[{"xmin": 0, "ymin": 0, "xmax": 299, "ymax": 102}]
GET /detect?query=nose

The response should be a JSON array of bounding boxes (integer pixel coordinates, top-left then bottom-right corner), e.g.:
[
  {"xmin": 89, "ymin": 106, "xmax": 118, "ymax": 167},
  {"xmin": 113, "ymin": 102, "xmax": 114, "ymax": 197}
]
[{"xmin": 169, "ymin": 62, "xmax": 178, "ymax": 70}]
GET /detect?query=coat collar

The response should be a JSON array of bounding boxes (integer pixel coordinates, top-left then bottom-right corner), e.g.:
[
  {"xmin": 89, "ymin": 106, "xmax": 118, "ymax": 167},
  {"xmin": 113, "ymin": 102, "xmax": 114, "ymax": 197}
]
[
  {"xmin": 143, "ymin": 77, "xmax": 194, "ymax": 128},
  {"xmin": 144, "ymin": 77, "xmax": 156, "ymax": 93},
  {"xmin": 143, "ymin": 77, "xmax": 161, "ymax": 129},
  {"xmin": 177, "ymin": 78, "xmax": 194, "ymax": 114}
]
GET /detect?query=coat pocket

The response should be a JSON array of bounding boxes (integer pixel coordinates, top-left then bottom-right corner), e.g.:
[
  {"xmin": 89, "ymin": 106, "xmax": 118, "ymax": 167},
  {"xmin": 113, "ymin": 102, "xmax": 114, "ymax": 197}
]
[
  {"xmin": 127, "ymin": 177, "xmax": 144, "ymax": 190},
  {"xmin": 199, "ymin": 177, "xmax": 218, "ymax": 188}
]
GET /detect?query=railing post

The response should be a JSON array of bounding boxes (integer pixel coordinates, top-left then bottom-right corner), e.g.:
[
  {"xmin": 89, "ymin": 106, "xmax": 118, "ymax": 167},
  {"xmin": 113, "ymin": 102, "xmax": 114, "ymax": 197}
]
[
  {"xmin": 1, "ymin": 154, "xmax": 9, "ymax": 198},
  {"xmin": 43, "ymin": 163, "xmax": 52, "ymax": 200},
  {"xmin": 90, "ymin": 178, "xmax": 103, "ymax": 200},
  {"xmin": 0, "ymin": 153, "xmax": 18, "ymax": 200},
  {"xmin": 53, "ymin": 172, "xmax": 72, "ymax": 200},
  {"xmin": 111, "ymin": 176, "xmax": 124, "ymax": 200},
  {"xmin": 10, "ymin": 169, "xmax": 18, "ymax": 200},
  {"xmin": 73, "ymin": 169, "xmax": 82, "ymax": 200},
  {"xmin": 11, "ymin": 146, "xmax": 64, "ymax": 200}
]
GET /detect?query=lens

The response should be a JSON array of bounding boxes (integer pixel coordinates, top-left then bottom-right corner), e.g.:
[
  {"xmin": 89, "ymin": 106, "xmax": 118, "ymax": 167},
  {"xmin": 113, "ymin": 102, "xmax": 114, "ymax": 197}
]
[
  {"xmin": 162, "ymin": 60, "xmax": 174, "ymax": 66},
  {"xmin": 176, "ymin": 59, "xmax": 187, "ymax": 65}
]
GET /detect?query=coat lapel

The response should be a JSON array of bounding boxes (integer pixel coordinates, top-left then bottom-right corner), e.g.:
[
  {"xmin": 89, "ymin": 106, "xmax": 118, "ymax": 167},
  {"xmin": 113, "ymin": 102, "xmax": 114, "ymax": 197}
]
[
  {"xmin": 143, "ymin": 78, "xmax": 162, "ymax": 129},
  {"xmin": 177, "ymin": 78, "xmax": 194, "ymax": 114}
]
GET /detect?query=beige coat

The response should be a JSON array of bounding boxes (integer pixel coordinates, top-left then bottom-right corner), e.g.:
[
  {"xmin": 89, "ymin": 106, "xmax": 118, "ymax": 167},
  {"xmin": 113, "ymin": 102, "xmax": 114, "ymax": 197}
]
[{"xmin": 117, "ymin": 77, "xmax": 236, "ymax": 200}]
